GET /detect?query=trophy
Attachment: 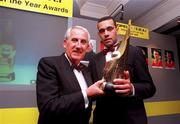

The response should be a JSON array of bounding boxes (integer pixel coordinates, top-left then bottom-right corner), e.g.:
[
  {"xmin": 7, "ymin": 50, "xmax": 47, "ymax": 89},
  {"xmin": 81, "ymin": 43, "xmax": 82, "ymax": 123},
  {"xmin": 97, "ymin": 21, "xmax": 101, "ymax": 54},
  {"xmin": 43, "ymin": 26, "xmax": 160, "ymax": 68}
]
[{"xmin": 101, "ymin": 20, "xmax": 131, "ymax": 93}]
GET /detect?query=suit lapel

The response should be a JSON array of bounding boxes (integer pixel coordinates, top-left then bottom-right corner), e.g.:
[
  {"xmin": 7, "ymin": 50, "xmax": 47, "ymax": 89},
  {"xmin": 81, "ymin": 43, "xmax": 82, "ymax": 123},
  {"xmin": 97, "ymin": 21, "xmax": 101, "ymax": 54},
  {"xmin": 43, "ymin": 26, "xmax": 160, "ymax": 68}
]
[
  {"xmin": 60, "ymin": 54, "xmax": 81, "ymax": 90},
  {"xmin": 96, "ymin": 52, "xmax": 106, "ymax": 79},
  {"xmin": 60, "ymin": 54, "xmax": 92, "ymax": 90},
  {"xmin": 82, "ymin": 68, "xmax": 92, "ymax": 87}
]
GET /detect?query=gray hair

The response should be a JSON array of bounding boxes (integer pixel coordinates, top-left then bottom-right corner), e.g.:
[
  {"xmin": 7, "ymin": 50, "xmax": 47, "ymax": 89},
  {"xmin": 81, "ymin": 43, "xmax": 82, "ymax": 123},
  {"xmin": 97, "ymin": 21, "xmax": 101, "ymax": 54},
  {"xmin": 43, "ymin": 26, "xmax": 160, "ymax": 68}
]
[{"xmin": 64, "ymin": 26, "xmax": 90, "ymax": 42}]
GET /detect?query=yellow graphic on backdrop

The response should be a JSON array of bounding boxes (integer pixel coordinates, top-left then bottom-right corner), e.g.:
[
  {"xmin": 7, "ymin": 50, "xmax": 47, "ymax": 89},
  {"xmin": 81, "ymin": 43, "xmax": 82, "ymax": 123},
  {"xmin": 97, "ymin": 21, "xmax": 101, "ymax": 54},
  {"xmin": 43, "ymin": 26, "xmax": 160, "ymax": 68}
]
[
  {"xmin": 117, "ymin": 22, "xmax": 149, "ymax": 40},
  {"xmin": 0, "ymin": 0, "xmax": 73, "ymax": 17}
]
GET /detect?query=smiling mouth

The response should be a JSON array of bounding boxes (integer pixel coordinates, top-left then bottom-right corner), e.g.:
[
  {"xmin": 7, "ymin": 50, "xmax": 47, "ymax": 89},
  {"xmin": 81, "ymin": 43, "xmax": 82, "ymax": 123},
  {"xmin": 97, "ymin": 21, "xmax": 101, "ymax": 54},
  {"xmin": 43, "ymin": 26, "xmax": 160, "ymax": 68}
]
[{"xmin": 73, "ymin": 50, "xmax": 82, "ymax": 54}]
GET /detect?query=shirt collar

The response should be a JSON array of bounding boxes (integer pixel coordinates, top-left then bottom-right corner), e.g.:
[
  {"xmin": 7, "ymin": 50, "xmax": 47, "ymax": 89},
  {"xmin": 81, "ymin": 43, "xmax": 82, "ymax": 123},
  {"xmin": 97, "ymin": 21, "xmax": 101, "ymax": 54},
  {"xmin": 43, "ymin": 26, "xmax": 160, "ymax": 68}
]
[{"xmin": 64, "ymin": 53, "xmax": 80, "ymax": 66}]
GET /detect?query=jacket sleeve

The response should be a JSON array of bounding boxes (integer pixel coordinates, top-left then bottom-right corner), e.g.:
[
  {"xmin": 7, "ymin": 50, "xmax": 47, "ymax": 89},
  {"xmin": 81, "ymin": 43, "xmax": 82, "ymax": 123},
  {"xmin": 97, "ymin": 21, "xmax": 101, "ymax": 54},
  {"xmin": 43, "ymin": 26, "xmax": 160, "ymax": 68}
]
[{"xmin": 36, "ymin": 57, "xmax": 86, "ymax": 117}]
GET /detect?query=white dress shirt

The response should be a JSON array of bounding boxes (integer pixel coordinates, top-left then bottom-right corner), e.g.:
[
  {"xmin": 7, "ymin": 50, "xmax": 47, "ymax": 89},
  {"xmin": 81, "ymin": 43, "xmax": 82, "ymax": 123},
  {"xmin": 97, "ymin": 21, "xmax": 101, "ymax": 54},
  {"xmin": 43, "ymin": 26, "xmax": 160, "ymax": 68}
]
[{"xmin": 65, "ymin": 53, "xmax": 89, "ymax": 108}]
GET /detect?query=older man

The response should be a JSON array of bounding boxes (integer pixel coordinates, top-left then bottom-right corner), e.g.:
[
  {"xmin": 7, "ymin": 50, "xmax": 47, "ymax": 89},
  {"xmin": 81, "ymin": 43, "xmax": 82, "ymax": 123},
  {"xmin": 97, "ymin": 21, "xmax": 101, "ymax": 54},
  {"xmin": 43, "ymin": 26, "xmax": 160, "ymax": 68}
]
[{"xmin": 36, "ymin": 26, "xmax": 104, "ymax": 124}]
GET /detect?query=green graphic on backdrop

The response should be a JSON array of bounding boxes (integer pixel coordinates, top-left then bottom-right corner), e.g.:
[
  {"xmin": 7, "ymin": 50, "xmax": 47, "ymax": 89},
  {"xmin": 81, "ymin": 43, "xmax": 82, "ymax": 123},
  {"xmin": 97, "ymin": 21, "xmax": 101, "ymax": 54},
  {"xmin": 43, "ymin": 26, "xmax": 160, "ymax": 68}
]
[
  {"xmin": 0, "ymin": 17, "xmax": 37, "ymax": 84},
  {"xmin": 0, "ymin": 43, "xmax": 16, "ymax": 81},
  {"xmin": 0, "ymin": 18, "xmax": 16, "ymax": 82}
]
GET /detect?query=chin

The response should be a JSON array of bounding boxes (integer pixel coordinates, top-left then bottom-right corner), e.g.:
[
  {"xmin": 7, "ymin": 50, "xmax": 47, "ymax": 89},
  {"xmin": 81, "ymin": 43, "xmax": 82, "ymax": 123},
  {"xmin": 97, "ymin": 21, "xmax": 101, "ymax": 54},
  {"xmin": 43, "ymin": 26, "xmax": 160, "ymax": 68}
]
[
  {"xmin": 106, "ymin": 43, "xmax": 114, "ymax": 48},
  {"xmin": 72, "ymin": 56, "xmax": 83, "ymax": 62}
]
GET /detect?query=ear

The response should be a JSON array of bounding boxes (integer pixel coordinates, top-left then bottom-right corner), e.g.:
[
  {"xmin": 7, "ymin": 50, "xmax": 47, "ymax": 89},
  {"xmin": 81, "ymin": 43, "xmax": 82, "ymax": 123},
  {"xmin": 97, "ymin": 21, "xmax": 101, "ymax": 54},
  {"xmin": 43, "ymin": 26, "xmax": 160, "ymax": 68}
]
[
  {"xmin": 63, "ymin": 39, "xmax": 67, "ymax": 49},
  {"xmin": 86, "ymin": 43, "xmax": 90, "ymax": 52},
  {"xmin": 98, "ymin": 31, "xmax": 101, "ymax": 37}
]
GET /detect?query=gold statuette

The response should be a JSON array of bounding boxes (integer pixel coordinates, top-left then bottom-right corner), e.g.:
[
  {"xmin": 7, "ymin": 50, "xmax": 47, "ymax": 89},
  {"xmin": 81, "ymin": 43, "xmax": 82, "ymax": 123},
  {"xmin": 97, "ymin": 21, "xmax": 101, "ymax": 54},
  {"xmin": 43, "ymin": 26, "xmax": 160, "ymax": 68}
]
[{"xmin": 102, "ymin": 20, "xmax": 131, "ymax": 93}]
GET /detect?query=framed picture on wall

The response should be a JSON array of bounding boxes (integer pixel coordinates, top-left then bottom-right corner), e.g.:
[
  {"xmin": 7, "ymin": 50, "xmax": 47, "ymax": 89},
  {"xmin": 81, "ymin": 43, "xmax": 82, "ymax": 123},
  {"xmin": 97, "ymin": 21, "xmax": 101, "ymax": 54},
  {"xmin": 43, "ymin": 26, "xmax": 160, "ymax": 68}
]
[
  {"xmin": 164, "ymin": 50, "xmax": 175, "ymax": 69},
  {"xmin": 137, "ymin": 46, "xmax": 148, "ymax": 64},
  {"xmin": 151, "ymin": 48, "xmax": 163, "ymax": 68}
]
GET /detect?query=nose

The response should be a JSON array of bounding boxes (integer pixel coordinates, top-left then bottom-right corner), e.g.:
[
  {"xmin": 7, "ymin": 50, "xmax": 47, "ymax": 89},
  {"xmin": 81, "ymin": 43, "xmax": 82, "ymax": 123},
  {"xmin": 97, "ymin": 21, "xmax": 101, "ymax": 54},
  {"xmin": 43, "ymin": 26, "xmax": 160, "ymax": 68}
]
[
  {"xmin": 104, "ymin": 30, "xmax": 109, "ymax": 38},
  {"xmin": 104, "ymin": 30, "xmax": 109, "ymax": 35},
  {"xmin": 75, "ymin": 40, "xmax": 82, "ymax": 48}
]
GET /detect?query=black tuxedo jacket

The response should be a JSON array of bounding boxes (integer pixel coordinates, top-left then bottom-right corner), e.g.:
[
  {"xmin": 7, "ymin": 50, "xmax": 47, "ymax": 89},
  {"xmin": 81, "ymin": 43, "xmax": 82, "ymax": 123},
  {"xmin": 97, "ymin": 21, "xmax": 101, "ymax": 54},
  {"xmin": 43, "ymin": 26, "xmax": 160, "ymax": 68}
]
[
  {"xmin": 36, "ymin": 53, "xmax": 93, "ymax": 124},
  {"xmin": 89, "ymin": 45, "xmax": 156, "ymax": 124}
]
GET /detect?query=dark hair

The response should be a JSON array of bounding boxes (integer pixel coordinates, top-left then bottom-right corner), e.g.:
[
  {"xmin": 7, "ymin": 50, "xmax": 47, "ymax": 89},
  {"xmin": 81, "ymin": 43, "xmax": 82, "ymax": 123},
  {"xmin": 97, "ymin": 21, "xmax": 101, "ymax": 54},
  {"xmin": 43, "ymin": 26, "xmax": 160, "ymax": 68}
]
[{"xmin": 97, "ymin": 16, "xmax": 117, "ymax": 27}]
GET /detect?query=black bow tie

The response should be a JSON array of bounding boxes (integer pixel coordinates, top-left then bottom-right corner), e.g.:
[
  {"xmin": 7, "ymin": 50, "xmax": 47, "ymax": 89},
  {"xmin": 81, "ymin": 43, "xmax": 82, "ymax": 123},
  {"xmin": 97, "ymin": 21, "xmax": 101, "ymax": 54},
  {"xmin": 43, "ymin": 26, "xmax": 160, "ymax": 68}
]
[
  {"xmin": 102, "ymin": 47, "xmax": 115, "ymax": 55},
  {"xmin": 71, "ymin": 64, "xmax": 84, "ymax": 72},
  {"xmin": 102, "ymin": 42, "xmax": 120, "ymax": 55}
]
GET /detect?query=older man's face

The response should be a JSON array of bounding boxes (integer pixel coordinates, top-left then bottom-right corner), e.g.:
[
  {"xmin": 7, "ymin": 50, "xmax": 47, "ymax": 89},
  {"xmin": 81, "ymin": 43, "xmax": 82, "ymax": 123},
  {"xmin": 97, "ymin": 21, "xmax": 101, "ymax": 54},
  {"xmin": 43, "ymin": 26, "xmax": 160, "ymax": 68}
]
[{"xmin": 64, "ymin": 28, "xmax": 89, "ymax": 65}]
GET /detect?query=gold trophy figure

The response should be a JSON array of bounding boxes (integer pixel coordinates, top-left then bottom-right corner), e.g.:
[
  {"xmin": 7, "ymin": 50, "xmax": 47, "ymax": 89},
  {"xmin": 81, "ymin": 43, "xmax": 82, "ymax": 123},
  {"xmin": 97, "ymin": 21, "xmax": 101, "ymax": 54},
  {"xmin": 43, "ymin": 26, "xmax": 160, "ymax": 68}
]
[{"xmin": 101, "ymin": 20, "xmax": 131, "ymax": 93}]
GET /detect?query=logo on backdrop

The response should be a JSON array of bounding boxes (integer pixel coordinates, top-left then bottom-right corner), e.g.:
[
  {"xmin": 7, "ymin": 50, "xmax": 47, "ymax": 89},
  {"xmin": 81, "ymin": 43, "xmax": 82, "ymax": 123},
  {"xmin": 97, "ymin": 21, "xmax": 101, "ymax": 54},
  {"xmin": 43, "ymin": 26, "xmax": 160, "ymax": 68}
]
[{"xmin": 0, "ymin": 0, "xmax": 73, "ymax": 17}]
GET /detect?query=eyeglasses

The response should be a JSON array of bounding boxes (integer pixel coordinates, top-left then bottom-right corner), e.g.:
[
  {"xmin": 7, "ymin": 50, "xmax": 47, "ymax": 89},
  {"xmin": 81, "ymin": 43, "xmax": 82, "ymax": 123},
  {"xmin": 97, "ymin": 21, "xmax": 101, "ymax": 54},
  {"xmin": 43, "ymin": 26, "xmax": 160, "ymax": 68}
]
[{"xmin": 98, "ymin": 26, "xmax": 115, "ymax": 33}]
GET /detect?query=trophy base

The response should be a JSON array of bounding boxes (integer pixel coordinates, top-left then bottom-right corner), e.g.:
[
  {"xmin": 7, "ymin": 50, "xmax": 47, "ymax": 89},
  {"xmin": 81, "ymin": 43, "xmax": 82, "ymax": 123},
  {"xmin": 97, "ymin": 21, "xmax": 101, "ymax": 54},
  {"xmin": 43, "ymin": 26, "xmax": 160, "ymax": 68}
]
[{"xmin": 101, "ymin": 82, "xmax": 115, "ymax": 94}]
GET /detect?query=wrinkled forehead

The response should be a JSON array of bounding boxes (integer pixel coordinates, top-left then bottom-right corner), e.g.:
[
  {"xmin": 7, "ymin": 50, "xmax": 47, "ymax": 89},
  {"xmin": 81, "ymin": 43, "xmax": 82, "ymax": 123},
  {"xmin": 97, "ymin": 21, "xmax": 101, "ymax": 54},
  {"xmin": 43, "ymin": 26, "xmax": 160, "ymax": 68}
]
[{"xmin": 70, "ymin": 28, "xmax": 88, "ymax": 40}]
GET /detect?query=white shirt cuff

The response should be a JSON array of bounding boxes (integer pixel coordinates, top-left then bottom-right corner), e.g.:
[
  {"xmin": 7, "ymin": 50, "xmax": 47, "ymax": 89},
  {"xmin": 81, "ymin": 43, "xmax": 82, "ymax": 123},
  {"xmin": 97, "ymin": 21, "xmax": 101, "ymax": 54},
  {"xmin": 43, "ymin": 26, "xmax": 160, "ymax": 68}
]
[
  {"xmin": 82, "ymin": 90, "xmax": 89, "ymax": 108},
  {"xmin": 131, "ymin": 83, "xmax": 135, "ymax": 96}
]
